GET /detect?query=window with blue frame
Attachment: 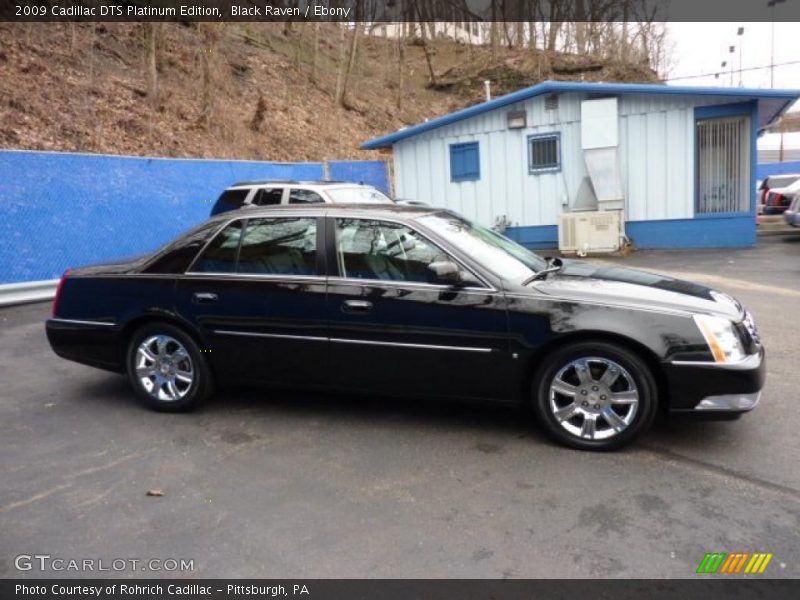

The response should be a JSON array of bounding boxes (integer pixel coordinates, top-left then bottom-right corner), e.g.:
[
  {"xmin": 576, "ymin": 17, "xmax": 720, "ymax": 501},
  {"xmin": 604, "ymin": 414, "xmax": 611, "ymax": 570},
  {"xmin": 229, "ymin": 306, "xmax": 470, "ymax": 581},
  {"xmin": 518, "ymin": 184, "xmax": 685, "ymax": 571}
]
[
  {"xmin": 528, "ymin": 133, "xmax": 561, "ymax": 173},
  {"xmin": 449, "ymin": 142, "xmax": 480, "ymax": 182}
]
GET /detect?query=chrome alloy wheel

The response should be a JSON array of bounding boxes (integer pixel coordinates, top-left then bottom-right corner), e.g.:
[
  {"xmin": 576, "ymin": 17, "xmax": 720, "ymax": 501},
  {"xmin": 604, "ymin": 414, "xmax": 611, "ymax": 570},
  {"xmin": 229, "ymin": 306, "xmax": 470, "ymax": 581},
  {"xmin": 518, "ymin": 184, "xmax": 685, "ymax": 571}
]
[
  {"xmin": 134, "ymin": 335, "xmax": 194, "ymax": 402},
  {"xmin": 548, "ymin": 357, "xmax": 639, "ymax": 441}
]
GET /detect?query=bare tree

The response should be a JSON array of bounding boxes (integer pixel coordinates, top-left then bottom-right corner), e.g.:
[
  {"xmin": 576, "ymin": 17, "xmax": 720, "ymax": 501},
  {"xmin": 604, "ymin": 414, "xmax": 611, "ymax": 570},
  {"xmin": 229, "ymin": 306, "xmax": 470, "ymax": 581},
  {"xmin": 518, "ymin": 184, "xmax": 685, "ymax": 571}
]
[
  {"xmin": 411, "ymin": 1, "xmax": 437, "ymax": 87},
  {"xmin": 143, "ymin": 23, "xmax": 160, "ymax": 103},
  {"xmin": 199, "ymin": 23, "xmax": 222, "ymax": 129},
  {"xmin": 311, "ymin": 22, "xmax": 320, "ymax": 83},
  {"xmin": 334, "ymin": 24, "xmax": 347, "ymax": 107},
  {"xmin": 396, "ymin": 33, "xmax": 404, "ymax": 110}
]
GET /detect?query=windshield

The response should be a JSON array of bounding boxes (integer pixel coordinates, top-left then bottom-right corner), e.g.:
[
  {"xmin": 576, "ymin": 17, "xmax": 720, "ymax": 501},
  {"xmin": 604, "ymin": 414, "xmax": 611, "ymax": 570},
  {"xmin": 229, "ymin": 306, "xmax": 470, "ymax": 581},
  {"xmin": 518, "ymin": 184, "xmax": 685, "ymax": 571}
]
[
  {"xmin": 326, "ymin": 187, "xmax": 392, "ymax": 204},
  {"xmin": 418, "ymin": 213, "xmax": 548, "ymax": 282}
]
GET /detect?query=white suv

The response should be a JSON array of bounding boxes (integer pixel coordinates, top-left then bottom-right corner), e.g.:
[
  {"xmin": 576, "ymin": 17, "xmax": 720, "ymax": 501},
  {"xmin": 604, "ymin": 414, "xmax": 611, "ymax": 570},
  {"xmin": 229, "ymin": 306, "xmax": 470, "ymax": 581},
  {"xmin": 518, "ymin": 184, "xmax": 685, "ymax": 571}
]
[{"xmin": 210, "ymin": 180, "xmax": 392, "ymax": 215}]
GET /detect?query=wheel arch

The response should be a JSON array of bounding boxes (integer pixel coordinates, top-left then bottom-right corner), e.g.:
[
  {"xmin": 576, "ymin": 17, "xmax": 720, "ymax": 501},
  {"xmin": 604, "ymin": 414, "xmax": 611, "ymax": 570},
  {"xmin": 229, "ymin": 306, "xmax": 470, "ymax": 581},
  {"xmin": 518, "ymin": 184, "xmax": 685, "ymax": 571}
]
[
  {"xmin": 119, "ymin": 314, "xmax": 210, "ymax": 368},
  {"xmin": 520, "ymin": 330, "xmax": 669, "ymax": 413}
]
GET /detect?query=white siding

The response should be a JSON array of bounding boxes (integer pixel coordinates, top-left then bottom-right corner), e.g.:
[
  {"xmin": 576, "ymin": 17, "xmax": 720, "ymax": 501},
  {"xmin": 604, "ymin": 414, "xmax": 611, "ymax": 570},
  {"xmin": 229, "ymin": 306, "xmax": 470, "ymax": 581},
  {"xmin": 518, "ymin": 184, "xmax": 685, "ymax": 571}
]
[{"xmin": 393, "ymin": 92, "xmax": 749, "ymax": 228}]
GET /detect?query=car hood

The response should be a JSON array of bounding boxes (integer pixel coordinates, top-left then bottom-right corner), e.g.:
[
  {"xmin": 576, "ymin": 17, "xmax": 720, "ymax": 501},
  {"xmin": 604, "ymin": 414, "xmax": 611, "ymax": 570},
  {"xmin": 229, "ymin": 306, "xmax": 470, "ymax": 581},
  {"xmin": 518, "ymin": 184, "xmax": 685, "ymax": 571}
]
[{"xmin": 529, "ymin": 261, "xmax": 743, "ymax": 320}]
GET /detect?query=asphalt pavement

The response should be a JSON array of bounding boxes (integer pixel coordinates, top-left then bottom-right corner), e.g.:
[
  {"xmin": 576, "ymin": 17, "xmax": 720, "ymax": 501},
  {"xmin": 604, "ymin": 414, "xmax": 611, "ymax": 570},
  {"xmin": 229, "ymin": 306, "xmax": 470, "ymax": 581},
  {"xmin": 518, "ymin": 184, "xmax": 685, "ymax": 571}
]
[{"xmin": 1, "ymin": 237, "xmax": 798, "ymax": 579}]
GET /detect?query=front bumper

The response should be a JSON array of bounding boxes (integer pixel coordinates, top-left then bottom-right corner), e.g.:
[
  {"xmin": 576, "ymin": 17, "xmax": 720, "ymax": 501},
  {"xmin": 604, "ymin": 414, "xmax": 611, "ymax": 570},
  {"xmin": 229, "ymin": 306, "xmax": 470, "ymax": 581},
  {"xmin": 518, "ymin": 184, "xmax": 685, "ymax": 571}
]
[
  {"xmin": 662, "ymin": 348, "xmax": 765, "ymax": 418},
  {"xmin": 784, "ymin": 209, "xmax": 800, "ymax": 227}
]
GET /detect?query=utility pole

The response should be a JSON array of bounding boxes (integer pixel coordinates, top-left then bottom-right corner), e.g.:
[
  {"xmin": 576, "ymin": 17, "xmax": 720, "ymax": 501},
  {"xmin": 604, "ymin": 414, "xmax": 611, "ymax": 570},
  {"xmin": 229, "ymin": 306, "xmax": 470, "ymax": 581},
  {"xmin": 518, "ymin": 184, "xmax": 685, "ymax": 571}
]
[
  {"xmin": 737, "ymin": 27, "xmax": 744, "ymax": 87},
  {"xmin": 729, "ymin": 46, "xmax": 735, "ymax": 86},
  {"xmin": 768, "ymin": 0, "xmax": 787, "ymax": 161},
  {"xmin": 768, "ymin": 0, "xmax": 786, "ymax": 88}
]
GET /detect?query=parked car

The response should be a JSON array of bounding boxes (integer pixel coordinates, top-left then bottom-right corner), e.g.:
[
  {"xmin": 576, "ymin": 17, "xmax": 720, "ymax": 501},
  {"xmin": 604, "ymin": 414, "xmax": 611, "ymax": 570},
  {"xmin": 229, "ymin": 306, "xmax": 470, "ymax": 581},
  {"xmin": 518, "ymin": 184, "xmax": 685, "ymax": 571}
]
[
  {"xmin": 760, "ymin": 174, "xmax": 800, "ymax": 215},
  {"xmin": 46, "ymin": 205, "xmax": 764, "ymax": 451},
  {"xmin": 784, "ymin": 194, "xmax": 800, "ymax": 227},
  {"xmin": 210, "ymin": 180, "xmax": 393, "ymax": 215}
]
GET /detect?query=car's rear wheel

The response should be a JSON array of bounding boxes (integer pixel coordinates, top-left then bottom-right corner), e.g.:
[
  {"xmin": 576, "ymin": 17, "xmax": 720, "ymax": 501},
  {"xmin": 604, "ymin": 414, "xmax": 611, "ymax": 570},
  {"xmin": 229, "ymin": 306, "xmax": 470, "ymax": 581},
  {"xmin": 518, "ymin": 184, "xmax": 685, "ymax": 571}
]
[
  {"xmin": 126, "ymin": 322, "xmax": 212, "ymax": 411},
  {"xmin": 533, "ymin": 341, "xmax": 658, "ymax": 450}
]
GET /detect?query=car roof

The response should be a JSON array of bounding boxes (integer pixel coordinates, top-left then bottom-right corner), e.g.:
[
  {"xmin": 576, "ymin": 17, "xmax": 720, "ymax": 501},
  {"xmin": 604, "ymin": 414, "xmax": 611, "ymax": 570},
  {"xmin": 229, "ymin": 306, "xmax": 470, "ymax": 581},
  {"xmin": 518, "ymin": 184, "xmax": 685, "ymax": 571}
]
[
  {"xmin": 766, "ymin": 174, "xmax": 800, "ymax": 182},
  {"xmin": 208, "ymin": 202, "xmax": 441, "ymax": 223},
  {"xmin": 228, "ymin": 180, "xmax": 371, "ymax": 188},
  {"xmin": 775, "ymin": 179, "xmax": 800, "ymax": 192}
]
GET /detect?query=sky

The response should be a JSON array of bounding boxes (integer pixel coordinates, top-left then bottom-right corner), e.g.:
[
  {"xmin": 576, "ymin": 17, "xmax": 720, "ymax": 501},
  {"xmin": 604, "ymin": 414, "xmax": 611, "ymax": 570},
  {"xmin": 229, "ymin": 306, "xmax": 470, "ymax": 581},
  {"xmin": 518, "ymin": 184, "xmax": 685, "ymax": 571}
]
[
  {"xmin": 666, "ymin": 22, "xmax": 800, "ymax": 95},
  {"xmin": 666, "ymin": 22, "xmax": 800, "ymax": 149}
]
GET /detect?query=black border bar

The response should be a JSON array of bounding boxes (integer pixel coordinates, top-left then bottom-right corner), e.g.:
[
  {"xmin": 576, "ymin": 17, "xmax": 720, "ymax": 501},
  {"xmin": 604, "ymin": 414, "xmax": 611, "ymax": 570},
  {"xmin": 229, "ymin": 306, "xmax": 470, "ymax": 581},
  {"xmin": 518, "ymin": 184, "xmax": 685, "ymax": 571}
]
[
  {"xmin": 2, "ymin": 0, "xmax": 800, "ymax": 23},
  {"xmin": 3, "ymin": 579, "xmax": 800, "ymax": 600}
]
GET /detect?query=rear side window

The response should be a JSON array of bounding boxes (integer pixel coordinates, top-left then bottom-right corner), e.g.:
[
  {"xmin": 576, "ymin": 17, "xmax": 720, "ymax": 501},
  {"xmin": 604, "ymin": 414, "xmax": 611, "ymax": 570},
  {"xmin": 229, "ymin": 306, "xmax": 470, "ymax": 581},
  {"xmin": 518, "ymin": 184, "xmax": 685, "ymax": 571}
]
[
  {"xmin": 144, "ymin": 222, "xmax": 222, "ymax": 274},
  {"xmin": 335, "ymin": 218, "xmax": 449, "ymax": 283},
  {"xmin": 288, "ymin": 189, "xmax": 324, "ymax": 204},
  {"xmin": 237, "ymin": 218, "xmax": 318, "ymax": 275},
  {"xmin": 210, "ymin": 189, "xmax": 250, "ymax": 215},
  {"xmin": 191, "ymin": 221, "xmax": 244, "ymax": 273},
  {"xmin": 253, "ymin": 188, "xmax": 283, "ymax": 206}
]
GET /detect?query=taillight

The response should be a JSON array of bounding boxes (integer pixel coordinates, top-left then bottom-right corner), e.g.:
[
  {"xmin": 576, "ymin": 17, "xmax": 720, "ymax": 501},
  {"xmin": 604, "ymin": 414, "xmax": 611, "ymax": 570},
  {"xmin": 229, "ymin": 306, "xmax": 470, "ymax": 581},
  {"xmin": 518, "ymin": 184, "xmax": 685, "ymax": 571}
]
[
  {"xmin": 52, "ymin": 269, "xmax": 71, "ymax": 317},
  {"xmin": 774, "ymin": 193, "xmax": 785, "ymax": 207}
]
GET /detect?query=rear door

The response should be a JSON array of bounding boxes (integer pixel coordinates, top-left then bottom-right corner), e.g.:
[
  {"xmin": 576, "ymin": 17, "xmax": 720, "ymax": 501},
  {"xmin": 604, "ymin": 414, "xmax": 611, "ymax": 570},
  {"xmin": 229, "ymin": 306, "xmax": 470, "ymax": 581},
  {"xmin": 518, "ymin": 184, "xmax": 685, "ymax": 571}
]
[
  {"xmin": 324, "ymin": 216, "xmax": 512, "ymax": 401},
  {"xmin": 176, "ymin": 213, "xmax": 328, "ymax": 387}
]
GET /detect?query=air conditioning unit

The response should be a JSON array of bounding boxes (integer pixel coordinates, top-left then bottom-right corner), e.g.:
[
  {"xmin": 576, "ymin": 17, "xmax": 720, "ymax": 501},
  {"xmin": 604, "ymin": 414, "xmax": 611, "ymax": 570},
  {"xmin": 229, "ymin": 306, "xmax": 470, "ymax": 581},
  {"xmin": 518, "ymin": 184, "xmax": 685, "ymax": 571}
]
[{"xmin": 559, "ymin": 211, "xmax": 622, "ymax": 255}]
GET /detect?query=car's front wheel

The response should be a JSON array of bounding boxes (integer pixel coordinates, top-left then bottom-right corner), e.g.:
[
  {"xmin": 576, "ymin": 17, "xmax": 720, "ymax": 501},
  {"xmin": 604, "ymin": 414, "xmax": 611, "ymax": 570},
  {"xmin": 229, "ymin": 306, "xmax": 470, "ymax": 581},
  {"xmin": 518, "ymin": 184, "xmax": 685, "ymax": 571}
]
[
  {"xmin": 126, "ymin": 322, "xmax": 212, "ymax": 412},
  {"xmin": 533, "ymin": 341, "xmax": 658, "ymax": 450}
]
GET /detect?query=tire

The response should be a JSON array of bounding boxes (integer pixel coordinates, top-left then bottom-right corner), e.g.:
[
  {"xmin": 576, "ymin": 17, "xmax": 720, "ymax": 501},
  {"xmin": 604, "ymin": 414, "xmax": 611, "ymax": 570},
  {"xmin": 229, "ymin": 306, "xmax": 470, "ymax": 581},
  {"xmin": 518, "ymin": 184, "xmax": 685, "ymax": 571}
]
[
  {"xmin": 125, "ymin": 322, "xmax": 213, "ymax": 412},
  {"xmin": 532, "ymin": 341, "xmax": 658, "ymax": 451}
]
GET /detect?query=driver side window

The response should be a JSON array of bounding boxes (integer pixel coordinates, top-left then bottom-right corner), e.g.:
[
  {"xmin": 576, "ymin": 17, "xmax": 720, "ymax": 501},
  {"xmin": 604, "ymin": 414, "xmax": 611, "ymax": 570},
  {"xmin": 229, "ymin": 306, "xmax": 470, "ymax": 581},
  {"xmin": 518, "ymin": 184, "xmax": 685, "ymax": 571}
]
[{"xmin": 334, "ymin": 219, "xmax": 450, "ymax": 284}]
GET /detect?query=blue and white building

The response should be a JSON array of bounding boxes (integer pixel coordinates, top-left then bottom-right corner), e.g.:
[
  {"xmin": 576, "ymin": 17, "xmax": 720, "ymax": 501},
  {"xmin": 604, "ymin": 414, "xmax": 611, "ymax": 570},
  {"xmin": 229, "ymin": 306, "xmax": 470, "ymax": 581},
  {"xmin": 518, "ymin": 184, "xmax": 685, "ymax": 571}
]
[{"xmin": 362, "ymin": 81, "xmax": 800, "ymax": 249}]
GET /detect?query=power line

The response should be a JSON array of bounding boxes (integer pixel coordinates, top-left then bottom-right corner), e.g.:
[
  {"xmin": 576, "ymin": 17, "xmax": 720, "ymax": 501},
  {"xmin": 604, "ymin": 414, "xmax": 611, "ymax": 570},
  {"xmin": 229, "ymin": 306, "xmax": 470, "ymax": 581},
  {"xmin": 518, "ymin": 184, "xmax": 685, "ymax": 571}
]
[{"xmin": 664, "ymin": 59, "xmax": 800, "ymax": 83}]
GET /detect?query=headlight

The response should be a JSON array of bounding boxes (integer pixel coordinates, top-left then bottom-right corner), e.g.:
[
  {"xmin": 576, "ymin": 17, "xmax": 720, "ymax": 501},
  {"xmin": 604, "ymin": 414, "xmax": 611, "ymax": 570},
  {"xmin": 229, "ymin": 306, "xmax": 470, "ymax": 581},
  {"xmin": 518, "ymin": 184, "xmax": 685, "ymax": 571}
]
[{"xmin": 693, "ymin": 314, "xmax": 746, "ymax": 363}]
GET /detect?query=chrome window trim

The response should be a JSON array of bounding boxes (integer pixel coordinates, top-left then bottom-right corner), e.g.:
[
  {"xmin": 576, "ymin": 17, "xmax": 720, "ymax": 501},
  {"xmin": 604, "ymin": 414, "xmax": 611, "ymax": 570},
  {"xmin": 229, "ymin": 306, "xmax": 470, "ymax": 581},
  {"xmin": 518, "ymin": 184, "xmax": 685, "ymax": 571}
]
[
  {"xmin": 213, "ymin": 329, "xmax": 495, "ymax": 353},
  {"xmin": 328, "ymin": 276, "xmax": 494, "ymax": 294},
  {"xmin": 50, "ymin": 318, "xmax": 116, "ymax": 327},
  {"xmin": 183, "ymin": 272, "xmax": 326, "ymax": 283},
  {"xmin": 181, "ymin": 271, "xmax": 491, "ymax": 293},
  {"xmin": 328, "ymin": 214, "xmax": 496, "ymax": 291}
]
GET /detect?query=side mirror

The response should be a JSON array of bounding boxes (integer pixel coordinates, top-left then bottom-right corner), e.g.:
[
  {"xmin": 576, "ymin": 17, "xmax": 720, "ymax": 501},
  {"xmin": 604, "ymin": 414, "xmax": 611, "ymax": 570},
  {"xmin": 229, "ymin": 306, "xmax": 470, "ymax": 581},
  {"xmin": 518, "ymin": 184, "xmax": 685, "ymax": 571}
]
[{"xmin": 428, "ymin": 261, "xmax": 463, "ymax": 285}]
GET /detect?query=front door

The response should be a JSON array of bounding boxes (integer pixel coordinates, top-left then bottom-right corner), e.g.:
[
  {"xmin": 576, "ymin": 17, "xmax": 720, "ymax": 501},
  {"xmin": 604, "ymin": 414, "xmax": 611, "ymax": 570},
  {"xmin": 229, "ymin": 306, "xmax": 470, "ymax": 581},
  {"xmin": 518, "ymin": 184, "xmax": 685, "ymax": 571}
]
[
  {"xmin": 325, "ymin": 216, "xmax": 512, "ymax": 401},
  {"xmin": 176, "ymin": 215, "xmax": 327, "ymax": 387}
]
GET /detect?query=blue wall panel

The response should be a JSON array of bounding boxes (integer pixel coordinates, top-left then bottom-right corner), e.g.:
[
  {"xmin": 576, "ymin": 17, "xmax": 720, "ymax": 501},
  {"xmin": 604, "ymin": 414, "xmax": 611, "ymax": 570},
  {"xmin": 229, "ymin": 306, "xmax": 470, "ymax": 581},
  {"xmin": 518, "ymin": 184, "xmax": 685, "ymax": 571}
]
[
  {"xmin": 757, "ymin": 161, "xmax": 800, "ymax": 180},
  {"xmin": 507, "ymin": 215, "xmax": 756, "ymax": 251},
  {"xmin": 625, "ymin": 216, "xmax": 756, "ymax": 248},
  {"xmin": 504, "ymin": 225, "xmax": 559, "ymax": 249},
  {"xmin": 328, "ymin": 160, "xmax": 390, "ymax": 194},
  {"xmin": 0, "ymin": 151, "xmax": 391, "ymax": 285}
]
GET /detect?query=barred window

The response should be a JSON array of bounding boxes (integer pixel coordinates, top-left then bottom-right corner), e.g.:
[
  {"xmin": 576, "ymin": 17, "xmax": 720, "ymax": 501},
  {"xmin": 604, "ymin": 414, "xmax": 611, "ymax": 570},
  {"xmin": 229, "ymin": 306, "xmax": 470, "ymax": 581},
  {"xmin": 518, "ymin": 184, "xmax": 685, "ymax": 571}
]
[{"xmin": 528, "ymin": 133, "xmax": 561, "ymax": 173}]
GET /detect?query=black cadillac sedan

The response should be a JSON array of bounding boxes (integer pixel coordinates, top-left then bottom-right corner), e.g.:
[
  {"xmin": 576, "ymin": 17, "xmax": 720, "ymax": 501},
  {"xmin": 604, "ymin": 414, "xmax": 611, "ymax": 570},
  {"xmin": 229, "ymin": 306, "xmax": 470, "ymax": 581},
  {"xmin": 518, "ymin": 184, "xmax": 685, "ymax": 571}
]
[{"xmin": 46, "ymin": 204, "xmax": 765, "ymax": 450}]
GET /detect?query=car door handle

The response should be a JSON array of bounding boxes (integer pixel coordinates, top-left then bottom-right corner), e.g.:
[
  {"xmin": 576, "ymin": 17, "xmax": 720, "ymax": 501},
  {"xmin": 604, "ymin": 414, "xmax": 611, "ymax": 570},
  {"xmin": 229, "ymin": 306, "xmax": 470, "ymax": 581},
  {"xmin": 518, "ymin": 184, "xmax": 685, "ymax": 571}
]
[
  {"xmin": 342, "ymin": 300, "xmax": 372, "ymax": 314},
  {"xmin": 192, "ymin": 292, "xmax": 218, "ymax": 304}
]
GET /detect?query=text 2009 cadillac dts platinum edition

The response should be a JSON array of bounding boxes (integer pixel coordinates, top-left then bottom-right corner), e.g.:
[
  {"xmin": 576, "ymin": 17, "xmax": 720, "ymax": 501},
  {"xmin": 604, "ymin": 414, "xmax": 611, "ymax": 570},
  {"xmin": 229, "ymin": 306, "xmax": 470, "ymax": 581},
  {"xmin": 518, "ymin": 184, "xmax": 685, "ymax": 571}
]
[{"xmin": 45, "ymin": 204, "xmax": 765, "ymax": 450}]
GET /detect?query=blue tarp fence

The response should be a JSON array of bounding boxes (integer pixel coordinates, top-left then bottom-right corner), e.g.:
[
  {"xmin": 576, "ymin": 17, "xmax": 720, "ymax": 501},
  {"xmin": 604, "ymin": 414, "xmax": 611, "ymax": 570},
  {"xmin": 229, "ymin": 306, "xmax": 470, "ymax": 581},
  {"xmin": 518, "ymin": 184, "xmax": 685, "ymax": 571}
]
[
  {"xmin": 757, "ymin": 161, "xmax": 800, "ymax": 180},
  {"xmin": 0, "ymin": 150, "xmax": 389, "ymax": 285}
]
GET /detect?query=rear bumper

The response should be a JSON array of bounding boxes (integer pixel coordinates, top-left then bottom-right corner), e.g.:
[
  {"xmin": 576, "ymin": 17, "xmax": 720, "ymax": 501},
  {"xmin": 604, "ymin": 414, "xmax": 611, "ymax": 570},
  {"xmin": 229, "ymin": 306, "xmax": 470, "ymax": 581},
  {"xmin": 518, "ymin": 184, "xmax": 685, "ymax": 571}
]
[
  {"xmin": 45, "ymin": 318, "xmax": 125, "ymax": 372},
  {"xmin": 763, "ymin": 206, "xmax": 787, "ymax": 215},
  {"xmin": 662, "ymin": 348, "xmax": 765, "ymax": 418}
]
